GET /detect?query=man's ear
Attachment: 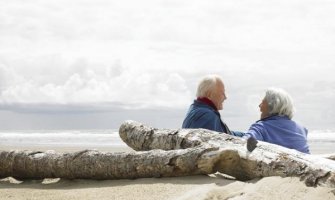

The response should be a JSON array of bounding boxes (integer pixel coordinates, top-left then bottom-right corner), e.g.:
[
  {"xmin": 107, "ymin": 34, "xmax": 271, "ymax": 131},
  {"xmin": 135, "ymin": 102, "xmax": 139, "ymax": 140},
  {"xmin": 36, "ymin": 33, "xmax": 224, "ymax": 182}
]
[{"xmin": 206, "ymin": 90, "xmax": 213, "ymax": 99}]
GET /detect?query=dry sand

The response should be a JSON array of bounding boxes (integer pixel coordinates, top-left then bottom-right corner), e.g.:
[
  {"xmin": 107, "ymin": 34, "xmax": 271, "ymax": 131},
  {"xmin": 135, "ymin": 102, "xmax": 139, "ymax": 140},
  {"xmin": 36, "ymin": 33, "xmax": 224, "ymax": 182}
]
[{"xmin": 0, "ymin": 145, "xmax": 334, "ymax": 200}]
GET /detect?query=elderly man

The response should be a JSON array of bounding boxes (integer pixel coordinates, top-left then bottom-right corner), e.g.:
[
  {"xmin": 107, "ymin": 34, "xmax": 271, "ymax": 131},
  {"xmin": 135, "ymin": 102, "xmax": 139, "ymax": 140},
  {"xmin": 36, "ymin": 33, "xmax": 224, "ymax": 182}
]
[{"xmin": 182, "ymin": 75, "xmax": 241, "ymax": 136}]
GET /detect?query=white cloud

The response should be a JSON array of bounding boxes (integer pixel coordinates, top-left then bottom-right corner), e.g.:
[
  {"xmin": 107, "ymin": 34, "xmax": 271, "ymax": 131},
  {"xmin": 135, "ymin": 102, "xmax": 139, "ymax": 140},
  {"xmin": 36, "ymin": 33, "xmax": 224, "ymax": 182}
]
[
  {"xmin": 0, "ymin": 64, "xmax": 21, "ymax": 90},
  {"xmin": 0, "ymin": 57, "xmax": 192, "ymax": 109}
]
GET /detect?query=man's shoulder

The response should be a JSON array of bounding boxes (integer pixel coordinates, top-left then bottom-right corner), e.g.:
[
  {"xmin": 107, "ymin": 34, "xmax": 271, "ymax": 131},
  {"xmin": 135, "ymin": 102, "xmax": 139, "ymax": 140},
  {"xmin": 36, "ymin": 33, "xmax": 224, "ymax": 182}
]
[{"xmin": 191, "ymin": 105, "xmax": 217, "ymax": 117}]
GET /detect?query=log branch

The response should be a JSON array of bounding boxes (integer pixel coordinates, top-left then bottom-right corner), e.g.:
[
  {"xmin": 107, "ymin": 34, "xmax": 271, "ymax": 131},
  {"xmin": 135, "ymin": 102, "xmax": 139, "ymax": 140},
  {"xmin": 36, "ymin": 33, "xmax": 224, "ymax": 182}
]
[
  {"xmin": 119, "ymin": 120, "xmax": 335, "ymax": 187},
  {"xmin": 0, "ymin": 148, "xmax": 214, "ymax": 180}
]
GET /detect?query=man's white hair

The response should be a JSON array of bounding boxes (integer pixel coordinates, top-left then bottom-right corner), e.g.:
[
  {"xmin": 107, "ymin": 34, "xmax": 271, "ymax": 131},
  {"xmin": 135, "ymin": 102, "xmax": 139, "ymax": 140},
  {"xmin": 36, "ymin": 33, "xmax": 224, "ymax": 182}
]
[
  {"xmin": 264, "ymin": 88, "xmax": 295, "ymax": 119},
  {"xmin": 196, "ymin": 74, "xmax": 222, "ymax": 98}
]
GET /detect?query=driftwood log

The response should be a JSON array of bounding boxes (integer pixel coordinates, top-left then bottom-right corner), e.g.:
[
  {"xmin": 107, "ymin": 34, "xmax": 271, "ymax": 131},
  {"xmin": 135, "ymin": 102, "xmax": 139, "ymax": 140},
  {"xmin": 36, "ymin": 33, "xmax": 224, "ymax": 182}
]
[{"xmin": 0, "ymin": 120, "xmax": 334, "ymax": 188}]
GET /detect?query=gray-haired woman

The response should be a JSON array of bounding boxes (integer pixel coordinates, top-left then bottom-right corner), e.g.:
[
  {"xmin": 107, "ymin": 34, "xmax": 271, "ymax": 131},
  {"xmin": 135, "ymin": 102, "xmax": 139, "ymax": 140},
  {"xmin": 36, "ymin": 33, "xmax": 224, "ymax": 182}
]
[{"xmin": 246, "ymin": 88, "xmax": 310, "ymax": 153}]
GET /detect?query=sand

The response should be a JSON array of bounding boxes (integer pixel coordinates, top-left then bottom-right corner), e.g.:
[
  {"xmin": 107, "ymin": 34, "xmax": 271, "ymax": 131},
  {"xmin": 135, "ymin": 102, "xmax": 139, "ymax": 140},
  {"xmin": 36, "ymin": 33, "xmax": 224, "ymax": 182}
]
[{"xmin": 0, "ymin": 145, "xmax": 334, "ymax": 200}]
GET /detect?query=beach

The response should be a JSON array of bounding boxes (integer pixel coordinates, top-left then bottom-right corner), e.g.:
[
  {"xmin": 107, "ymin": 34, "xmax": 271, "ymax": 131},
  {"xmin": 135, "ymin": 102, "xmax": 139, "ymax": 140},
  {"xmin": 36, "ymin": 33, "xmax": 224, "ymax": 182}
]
[
  {"xmin": 1, "ymin": 174, "xmax": 334, "ymax": 200},
  {"xmin": 0, "ymin": 131, "xmax": 334, "ymax": 200}
]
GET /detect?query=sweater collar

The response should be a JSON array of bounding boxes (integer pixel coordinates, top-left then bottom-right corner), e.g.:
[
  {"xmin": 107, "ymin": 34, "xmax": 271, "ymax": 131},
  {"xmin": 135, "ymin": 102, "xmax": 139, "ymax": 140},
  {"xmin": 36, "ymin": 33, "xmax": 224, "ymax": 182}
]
[
  {"xmin": 196, "ymin": 97, "xmax": 218, "ymax": 111},
  {"xmin": 257, "ymin": 114, "xmax": 290, "ymax": 122}
]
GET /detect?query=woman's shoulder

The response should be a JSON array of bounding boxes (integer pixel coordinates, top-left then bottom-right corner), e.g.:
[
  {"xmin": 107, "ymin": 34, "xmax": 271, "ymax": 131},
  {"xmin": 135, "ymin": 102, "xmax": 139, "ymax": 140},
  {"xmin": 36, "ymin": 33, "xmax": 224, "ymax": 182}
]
[{"xmin": 249, "ymin": 120, "xmax": 266, "ymax": 131}]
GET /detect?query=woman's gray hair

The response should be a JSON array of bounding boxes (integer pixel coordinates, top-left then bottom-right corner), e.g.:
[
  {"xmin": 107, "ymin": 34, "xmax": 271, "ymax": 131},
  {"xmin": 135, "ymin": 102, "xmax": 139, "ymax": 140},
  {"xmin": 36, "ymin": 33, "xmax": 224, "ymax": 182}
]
[
  {"xmin": 196, "ymin": 75, "xmax": 222, "ymax": 98},
  {"xmin": 264, "ymin": 88, "xmax": 295, "ymax": 119}
]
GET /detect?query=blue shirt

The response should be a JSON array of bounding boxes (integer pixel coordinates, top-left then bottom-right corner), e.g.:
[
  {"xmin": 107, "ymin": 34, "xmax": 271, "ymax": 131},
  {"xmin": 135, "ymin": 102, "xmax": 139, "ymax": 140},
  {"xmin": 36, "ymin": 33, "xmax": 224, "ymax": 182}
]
[
  {"xmin": 246, "ymin": 115, "xmax": 310, "ymax": 153},
  {"xmin": 182, "ymin": 100, "xmax": 231, "ymax": 134}
]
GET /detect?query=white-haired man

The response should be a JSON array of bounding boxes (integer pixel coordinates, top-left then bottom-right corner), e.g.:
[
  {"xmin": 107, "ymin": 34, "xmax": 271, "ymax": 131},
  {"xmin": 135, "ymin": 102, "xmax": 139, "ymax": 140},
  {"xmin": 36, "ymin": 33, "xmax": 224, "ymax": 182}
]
[
  {"xmin": 246, "ymin": 88, "xmax": 310, "ymax": 153},
  {"xmin": 182, "ymin": 75, "xmax": 243, "ymax": 136}
]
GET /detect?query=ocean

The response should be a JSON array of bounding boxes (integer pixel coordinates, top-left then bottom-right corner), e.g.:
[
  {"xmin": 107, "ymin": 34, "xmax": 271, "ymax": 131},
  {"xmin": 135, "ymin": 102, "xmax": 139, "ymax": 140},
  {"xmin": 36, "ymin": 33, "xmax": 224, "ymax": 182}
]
[
  {"xmin": 0, "ymin": 129, "xmax": 334, "ymax": 154},
  {"xmin": 0, "ymin": 129, "xmax": 126, "ymax": 149}
]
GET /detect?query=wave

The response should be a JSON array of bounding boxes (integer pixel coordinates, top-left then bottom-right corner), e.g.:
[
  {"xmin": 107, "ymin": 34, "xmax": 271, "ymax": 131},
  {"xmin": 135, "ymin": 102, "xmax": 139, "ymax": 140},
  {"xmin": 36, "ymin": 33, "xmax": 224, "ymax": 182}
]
[
  {"xmin": 0, "ymin": 130, "xmax": 126, "ymax": 147},
  {"xmin": 1, "ymin": 129, "xmax": 334, "ymax": 148},
  {"xmin": 308, "ymin": 131, "xmax": 335, "ymax": 141}
]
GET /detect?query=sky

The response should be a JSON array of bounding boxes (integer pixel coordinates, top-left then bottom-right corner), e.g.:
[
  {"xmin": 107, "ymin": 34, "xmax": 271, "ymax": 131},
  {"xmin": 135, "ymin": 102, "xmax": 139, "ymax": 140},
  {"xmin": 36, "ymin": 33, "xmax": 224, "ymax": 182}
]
[{"xmin": 0, "ymin": 0, "xmax": 335, "ymax": 131}]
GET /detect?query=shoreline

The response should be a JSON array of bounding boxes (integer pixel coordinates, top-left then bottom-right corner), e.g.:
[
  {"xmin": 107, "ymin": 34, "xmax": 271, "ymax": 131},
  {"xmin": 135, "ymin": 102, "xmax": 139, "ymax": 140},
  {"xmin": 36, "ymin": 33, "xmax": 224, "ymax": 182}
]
[{"xmin": 0, "ymin": 145, "xmax": 133, "ymax": 153}]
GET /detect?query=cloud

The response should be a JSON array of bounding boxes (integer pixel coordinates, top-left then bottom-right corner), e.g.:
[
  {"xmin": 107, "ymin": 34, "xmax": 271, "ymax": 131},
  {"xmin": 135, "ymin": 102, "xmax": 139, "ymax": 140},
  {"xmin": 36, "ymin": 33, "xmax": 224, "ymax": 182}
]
[
  {"xmin": 0, "ymin": 64, "xmax": 21, "ymax": 91},
  {"xmin": 2, "ymin": 0, "xmax": 333, "ymax": 48},
  {"xmin": 0, "ymin": 57, "xmax": 192, "ymax": 111}
]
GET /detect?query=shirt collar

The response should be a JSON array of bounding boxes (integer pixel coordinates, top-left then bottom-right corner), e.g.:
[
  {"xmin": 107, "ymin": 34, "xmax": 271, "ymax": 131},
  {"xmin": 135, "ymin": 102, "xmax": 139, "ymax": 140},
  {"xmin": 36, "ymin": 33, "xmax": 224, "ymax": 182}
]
[
  {"xmin": 257, "ymin": 114, "xmax": 290, "ymax": 122},
  {"xmin": 196, "ymin": 97, "xmax": 218, "ymax": 111}
]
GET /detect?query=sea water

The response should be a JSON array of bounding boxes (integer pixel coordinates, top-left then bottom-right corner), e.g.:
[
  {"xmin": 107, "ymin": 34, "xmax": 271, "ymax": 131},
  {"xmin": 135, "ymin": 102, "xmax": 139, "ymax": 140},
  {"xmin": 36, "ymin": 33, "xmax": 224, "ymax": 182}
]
[
  {"xmin": 0, "ymin": 129, "xmax": 333, "ymax": 154},
  {"xmin": 308, "ymin": 130, "xmax": 335, "ymax": 154},
  {"xmin": 0, "ymin": 129, "xmax": 126, "ymax": 148}
]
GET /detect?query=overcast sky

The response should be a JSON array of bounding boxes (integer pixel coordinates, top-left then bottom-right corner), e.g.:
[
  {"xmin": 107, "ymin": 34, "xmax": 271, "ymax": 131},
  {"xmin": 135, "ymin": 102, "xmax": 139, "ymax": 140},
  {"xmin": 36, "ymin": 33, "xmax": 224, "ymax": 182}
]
[{"xmin": 0, "ymin": 0, "xmax": 334, "ymax": 130}]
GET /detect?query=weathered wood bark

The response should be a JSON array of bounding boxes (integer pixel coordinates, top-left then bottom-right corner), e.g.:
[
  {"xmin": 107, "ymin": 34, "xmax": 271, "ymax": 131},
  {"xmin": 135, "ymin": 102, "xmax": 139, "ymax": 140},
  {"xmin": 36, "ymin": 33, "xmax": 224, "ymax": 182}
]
[
  {"xmin": 119, "ymin": 121, "xmax": 335, "ymax": 188},
  {"xmin": 0, "ymin": 148, "xmax": 212, "ymax": 180},
  {"xmin": 0, "ymin": 120, "xmax": 334, "ymax": 189},
  {"xmin": 323, "ymin": 154, "xmax": 335, "ymax": 161}
]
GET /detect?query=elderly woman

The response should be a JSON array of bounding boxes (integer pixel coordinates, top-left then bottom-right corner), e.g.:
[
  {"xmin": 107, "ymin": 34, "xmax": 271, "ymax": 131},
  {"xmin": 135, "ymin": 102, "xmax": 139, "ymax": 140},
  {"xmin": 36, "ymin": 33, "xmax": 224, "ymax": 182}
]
[{"xmin": 246, "ymin": 88, "xmax": 310, "ymax": 153}]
